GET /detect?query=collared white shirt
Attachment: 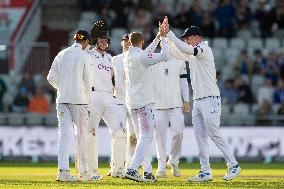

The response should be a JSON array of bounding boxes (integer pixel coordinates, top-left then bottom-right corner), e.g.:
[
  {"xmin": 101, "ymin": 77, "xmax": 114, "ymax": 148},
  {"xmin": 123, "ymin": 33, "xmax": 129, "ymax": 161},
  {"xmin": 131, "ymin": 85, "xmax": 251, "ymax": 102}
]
[
  {"xmin": 112, "ymin": 52, "xmax": 126, "ymax": 104},
  {"xmin": 47, "ymin": 43, "xmax": 92, "ymax": 104},
  {"xmin": 87, "ymin": 49, "xmax": 113, "ymax": 93},
  {"xmin": 167, "ymin": 31, "xmax": 220, "ymax": 100},
  {"xmin": 124, "ymin": 37, "xmax": 169, "ymax": 109},
  {"xmin": 151, "ymin": 58, "xmax": 189, "ymax": 109}
]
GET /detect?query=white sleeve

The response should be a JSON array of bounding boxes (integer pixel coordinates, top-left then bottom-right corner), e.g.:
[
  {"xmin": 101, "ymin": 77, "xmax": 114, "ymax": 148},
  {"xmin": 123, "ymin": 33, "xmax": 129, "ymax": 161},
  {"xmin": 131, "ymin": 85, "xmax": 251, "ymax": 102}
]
[
  {"xmin": 168, "ymin": 40, "xmax": 189, "ymax": 62},
  {"xmin": 47, "ymin": 55, "xmax": 60, "ymax": 89},
  {"xmin": 180, "ymin": 78, "xmax": 189, "ymax": 102},
  {"xmin": 167, "ymin": 30, "xmax": 206, "ymax": 58},
  {"xmin": 140, "ymin": 37, "xmax": 169, "ymax": 67},
  {"xmin": 167, "ymin": 31, "xmax": 195, "ymax": 54},
  {"xmin": 144, "ymin": 38, "xmax": 160, "ymax": 54}
]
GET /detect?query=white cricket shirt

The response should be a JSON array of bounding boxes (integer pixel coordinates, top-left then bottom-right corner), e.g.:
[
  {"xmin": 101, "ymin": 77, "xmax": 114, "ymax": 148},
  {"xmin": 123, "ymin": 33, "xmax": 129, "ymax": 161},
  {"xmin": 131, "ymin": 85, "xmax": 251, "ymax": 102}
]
[
  {"xmin": 151, "ymin": 58, "xmax": 188, "ymax": 109},
  {"xmin": 124, "ymin": 37, "xmax": 169, "ymax": 109},
  {"xmin": 167, "ymin": 31, "xmax": 220, "ymax": 100},
  {"xmin": 112, "ymin": 53, "xmax": 126, "ymax": 104},
  {"xmin": 47, "ymin": 43, "xmax": 92, "ymax": 104},
  {"xmin": 88, "ymin": 49, "xmax": 113, "ymax": 93}
]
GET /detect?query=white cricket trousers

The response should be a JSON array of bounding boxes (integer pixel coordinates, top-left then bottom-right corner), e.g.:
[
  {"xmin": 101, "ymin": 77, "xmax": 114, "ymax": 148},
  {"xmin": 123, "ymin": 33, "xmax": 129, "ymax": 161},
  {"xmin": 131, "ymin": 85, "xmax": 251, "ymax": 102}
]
[
  {"xmin": 155, "ymin": 108, "xmax": 185, "ymax": 171},
  {"xmin": 87, "ymin": 91, "xmax": 126, "ymax": 173},
  {"xmin": 57, "ymin": 103, "xmax": 89, "ymax": 173},
  {"xmin": 116, "ymin": 104, "xmax": 135, "ymax": 169},
  {"xmin": 128, "ymin": 104, "xmax": 155, "ymax": 173},
  {"xmin": 192, "ymin": 96, "xmax": 238, "ymax": 173}
]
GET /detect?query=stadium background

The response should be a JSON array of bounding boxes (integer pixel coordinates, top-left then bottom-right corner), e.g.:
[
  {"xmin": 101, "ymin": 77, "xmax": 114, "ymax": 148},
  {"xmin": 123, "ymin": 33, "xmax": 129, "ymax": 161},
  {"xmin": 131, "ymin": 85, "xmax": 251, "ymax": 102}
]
[{"xmin": 0, "ymin": 0, "xmax": 284, "ymax": 162}]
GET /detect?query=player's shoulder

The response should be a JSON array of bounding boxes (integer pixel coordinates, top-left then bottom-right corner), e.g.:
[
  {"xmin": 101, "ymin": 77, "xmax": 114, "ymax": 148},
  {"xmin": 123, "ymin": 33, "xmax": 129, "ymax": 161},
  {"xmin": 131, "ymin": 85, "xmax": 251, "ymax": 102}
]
[
  {"xmin": 87, "ymin": 49, "xmax": 98, "ymax": 56},
  {"xmin": 112, "ymin": 53, "xmax": 123, "ymax": 58},
  {"xmin": 73, "ymin": 49, "xmax": 90, "ymax": 60},
  {"xmin": 56, "ymin": 47, "xmax": 72, "ymax": 58},
  {"xmin": 112, "ymin": 53, "xmax": 123, "ymax": 61},
  {"xmin": 59, "ymin": 46, "xmax": 70, "ymax": 54},
  {"xmin": 197, "ymin": 41, "xmax": 211, "ymax": 52}
]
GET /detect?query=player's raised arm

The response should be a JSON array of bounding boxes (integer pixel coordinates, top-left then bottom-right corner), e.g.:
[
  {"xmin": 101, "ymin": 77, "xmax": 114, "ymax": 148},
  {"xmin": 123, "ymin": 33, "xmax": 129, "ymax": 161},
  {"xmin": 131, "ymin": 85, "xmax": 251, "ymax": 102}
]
[
  {"xmin": 161, "ymin": 16, "xmax": 206, "ymax": 59},
  {"xmin": 140, "ymin": 22, "xmax": 169, "ymax": 66},
  {"xmin": 158, "ymin": 16, "xmax": 190, "ymax": 62},
  {"xmin": 144, "ymin": 32, "xmax": 161, "ymax": 54},
  {"xmin": 168, "ymin": 40, "xmax": 190, "ymax": 62},
  {"xmin": 140, "ymin": 36, "xmax": 169, "ymax": 67},
  {"xmin": 166, "ymin": 30, "xmax": 195, "ymax": 55}
]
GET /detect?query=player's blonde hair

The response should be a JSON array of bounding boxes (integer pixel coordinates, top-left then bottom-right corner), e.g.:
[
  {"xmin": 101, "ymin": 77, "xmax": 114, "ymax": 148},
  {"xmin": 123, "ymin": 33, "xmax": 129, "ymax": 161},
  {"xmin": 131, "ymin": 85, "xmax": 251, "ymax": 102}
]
[{"xmin": 129, "ymin": 32, "xmax": 144, "ymax": 46}]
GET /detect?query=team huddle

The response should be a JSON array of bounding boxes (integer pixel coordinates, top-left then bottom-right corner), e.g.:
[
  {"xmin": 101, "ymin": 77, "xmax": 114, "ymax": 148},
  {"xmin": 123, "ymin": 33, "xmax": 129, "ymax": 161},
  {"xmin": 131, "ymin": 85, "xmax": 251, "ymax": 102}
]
[{"xmin": 47, "ymin": 16, "xmax": 241, "ymax": 183}]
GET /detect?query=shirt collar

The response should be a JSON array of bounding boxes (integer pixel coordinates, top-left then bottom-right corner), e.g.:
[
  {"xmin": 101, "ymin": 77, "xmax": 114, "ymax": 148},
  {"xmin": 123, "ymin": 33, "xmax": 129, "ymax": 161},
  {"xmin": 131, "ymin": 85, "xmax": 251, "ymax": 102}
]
[
  {"xmin": 72, "ymin": 42, "xmax": 82, "ymax": 48},
  {"xmin": 202, "ymin": 41, "xmax": 208, "ymax": 46},
  {"xmin": 198, "ymin": 41, "xmax": 208, "ymax": 46},
  {"xmin": 129, "ymin": 46, "xmax": 141, "ymax": 51}
]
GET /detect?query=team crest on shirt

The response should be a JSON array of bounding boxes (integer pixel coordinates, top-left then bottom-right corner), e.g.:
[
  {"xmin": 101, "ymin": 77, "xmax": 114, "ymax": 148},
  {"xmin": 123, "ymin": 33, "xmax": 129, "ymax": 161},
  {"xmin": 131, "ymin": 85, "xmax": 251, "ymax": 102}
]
[
  {"xmin": 147, "ymin": 53, "xmax": 153, "ymax": 58},
  {"xmin": 58, "ymin": 111, "xmax": 64, "ymax": 118}
]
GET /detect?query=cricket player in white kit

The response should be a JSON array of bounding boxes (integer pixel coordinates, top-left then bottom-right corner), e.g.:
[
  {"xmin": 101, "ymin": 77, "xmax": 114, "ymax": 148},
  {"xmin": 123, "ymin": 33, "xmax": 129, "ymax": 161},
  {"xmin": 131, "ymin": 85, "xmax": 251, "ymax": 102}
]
[
  {"xmin": 151, "ymin": 57, "xmax": 190, "ymax": 178},
  {"xmin": 124, "ymin": 27, "xmax": 169, "ymax": 182},
  {"xmin": 161, "ymin": 17, "xmax": 241, "ymax": 182},
  {"xmin": 111, "ymin": 34, "xmax": 137, "ymax": 171},
  {"xmin": 47, "ymin": 30, "xmax": 92, "ymax": 182},
  {"xmin": 86, "ymin": 20, "xmax": 126, "ymax": 179}
]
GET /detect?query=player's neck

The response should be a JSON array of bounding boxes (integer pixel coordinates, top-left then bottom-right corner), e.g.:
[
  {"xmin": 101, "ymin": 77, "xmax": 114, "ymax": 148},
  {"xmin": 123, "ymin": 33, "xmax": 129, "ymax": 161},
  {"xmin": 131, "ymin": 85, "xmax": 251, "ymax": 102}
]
[
  {"xmin": 95, "ymin": 48, "xmax": 106, "ymax": 55},
  {"xmin": 133, "ymin": 45, "xmax": 143, "ymax": 49}
]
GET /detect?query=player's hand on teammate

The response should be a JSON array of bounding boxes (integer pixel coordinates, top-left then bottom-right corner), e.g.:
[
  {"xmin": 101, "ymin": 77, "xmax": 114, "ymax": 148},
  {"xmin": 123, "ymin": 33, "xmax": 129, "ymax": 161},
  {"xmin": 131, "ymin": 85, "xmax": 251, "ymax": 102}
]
[{"xmin": 183, "ymin": 101, "xmax": 190, "ymax": 113}]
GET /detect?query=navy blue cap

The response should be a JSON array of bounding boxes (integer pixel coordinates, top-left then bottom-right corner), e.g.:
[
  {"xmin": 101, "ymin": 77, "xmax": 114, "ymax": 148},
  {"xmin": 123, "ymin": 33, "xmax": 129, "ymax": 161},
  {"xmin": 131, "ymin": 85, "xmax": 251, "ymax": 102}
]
[
  {"xmin": 180, "ymin": 26, "xmax": 202, "ymax": 38},
  {"xmin": 122, "ymin": 34, "xmax": 129, "ymax": 40},
  {"xmin": 74, "ymin": 30, "xmax": 91, "ymax": 40}
]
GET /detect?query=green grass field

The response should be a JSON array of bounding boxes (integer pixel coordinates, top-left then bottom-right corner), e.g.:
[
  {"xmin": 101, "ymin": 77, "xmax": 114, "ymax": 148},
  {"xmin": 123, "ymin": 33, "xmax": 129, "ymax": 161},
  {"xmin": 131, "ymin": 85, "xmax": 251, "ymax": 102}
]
[{"xmin": 0, "ymin": 162, "xmax": 283, "ymax": 189}]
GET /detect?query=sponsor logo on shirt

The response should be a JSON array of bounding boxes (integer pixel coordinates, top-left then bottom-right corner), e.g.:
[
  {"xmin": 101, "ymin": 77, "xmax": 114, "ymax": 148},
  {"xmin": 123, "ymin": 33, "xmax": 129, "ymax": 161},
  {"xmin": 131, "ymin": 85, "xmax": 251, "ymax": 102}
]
[
  {"xmin": 98, "ymin": 64, "xmax": 112, "ymax": 72},
  {"xmin": 165, "ymin": 68, "xmax": 168, "ymax": 76}
]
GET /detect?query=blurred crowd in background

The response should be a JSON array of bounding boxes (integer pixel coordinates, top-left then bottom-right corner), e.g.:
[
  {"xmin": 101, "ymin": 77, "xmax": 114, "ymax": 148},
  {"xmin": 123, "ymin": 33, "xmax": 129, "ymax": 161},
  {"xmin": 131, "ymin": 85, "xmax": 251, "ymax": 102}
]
[
  {"xmin": 0, "ymin": 72, "xmax": 55, "ymax": 114},
  {"xmin": 79, "ymin": 0, "xmax": 284, "ymax": 39}
]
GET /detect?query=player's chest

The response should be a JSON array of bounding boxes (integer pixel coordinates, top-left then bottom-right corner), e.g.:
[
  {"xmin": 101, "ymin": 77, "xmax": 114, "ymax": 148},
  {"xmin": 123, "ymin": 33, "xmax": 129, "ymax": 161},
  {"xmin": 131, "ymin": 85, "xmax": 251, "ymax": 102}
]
[{"xmin": 91, "ymin": 56, "xmax": 113, "ymax": 73}]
